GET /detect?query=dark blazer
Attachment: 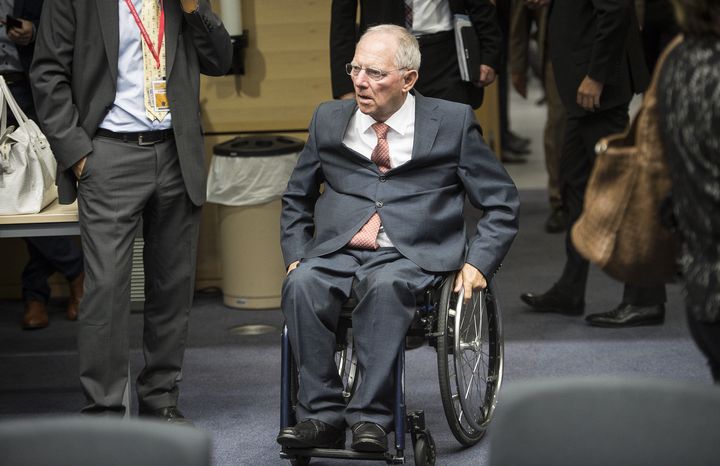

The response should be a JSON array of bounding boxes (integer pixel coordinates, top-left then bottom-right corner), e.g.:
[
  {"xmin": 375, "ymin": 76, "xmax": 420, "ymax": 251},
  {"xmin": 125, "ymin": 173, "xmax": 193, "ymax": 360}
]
[
  {"xmin": 329, "ymin": 0, "xmax": 501, "ymax": 103},
  {"xmin": 280, "ymin": 92, "xmax": 519, "ymax": 278},
  {"xmin": 11, "ymin": 0, "xmax": 43, "ymax": 72},
  {"xmin": 29, "ymin": 0, "xmax": 232, "ymax": 205},
  {"xmin": 547, "ymin": 0, "xmax": 649, "ymax": 117}
]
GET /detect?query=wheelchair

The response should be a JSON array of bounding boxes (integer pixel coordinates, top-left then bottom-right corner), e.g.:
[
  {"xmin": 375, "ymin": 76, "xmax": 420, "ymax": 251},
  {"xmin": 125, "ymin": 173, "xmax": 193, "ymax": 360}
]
[{"xmin": 279, "ymin": 274, "xmax": 504, "ymax": 466}]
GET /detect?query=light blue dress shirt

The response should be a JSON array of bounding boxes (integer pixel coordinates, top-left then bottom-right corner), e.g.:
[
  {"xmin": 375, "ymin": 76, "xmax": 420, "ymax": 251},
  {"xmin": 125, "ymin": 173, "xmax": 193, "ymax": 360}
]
[{"xmin": 100, "ymin": 0, "xmax": 172, "ymax": 132}]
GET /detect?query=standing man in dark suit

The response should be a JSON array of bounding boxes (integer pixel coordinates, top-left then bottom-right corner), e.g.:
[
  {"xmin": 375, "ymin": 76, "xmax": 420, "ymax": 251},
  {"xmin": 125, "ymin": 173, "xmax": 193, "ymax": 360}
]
[
  {"xmin": 330, "ymin": 0, "xmax": 501, "ymax": 109},
  {"xmin": 1, "ymin": 0, "xmax": 85, "ymax": 330},
  {"xmin": 277, "ymin": 25, "xmax": 518, "ymax": 452},
  {"xmin": 30, "ymin": 0, "xmax": 231, "ymax": 421},
  {"xmin": 520, "ymin": 0, "xmax": 667, "ymax": 327}
]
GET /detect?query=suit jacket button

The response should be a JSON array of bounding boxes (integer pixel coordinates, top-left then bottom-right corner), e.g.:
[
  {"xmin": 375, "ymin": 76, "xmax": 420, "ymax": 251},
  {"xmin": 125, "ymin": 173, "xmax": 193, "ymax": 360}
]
[
  {"xmin": 376, "ymin": 201, "xmax": 383, "ymax": 208},
  {"xmin": 379, "ymin": 175, "xmax": 386, "ymax": 182}
]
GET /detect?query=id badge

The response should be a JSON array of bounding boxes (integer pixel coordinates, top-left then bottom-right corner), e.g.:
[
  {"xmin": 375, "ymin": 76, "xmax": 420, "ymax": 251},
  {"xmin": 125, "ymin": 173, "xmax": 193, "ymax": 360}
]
[{"xmin": 151, "ymin": 79, "xmax": 169, "ymax": 112}]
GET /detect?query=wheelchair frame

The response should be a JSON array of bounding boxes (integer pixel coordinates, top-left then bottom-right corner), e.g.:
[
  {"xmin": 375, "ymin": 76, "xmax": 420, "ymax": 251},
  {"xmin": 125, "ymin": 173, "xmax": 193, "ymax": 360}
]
[{"xmin": 280, "ymin": 275, "xmax": 504, "ymax": 465}]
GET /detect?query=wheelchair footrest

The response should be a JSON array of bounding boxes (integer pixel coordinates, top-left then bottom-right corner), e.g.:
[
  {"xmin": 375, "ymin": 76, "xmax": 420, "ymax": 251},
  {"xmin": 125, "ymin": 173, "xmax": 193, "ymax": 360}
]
[
  {"xmin": 407, "ymin": 410, "xmax": 426, "ymax": 432},
  {"xmin": 281, "ymin": 447, "xmax": 404, "ymax": 464}
]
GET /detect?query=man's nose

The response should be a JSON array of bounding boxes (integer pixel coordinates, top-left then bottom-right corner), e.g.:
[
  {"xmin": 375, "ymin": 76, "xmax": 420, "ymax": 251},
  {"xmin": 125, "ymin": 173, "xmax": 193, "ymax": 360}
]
[{"xmin": 353, "ymin": 71, "xmax": 371, "ymax": 87}]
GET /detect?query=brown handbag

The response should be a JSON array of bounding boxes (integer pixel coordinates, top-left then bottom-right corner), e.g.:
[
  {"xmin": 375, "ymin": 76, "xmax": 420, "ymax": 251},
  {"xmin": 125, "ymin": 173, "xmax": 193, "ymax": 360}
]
[{"xmin": 570, "ymin": 36, "xmax": 682, "ymax": 285}]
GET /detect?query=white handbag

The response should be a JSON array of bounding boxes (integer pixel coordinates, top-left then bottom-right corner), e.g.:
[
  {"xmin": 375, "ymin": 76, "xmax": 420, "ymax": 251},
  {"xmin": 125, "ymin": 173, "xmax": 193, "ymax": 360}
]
[{"xmin": 0, "ymin": 75, "xmax": 57, "ymax": 215}]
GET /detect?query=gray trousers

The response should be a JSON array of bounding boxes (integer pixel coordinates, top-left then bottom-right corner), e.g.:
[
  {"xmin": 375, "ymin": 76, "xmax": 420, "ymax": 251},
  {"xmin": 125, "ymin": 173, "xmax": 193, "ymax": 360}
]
[
  {"xmin": 76, "ymin": 135, "xmax": 200, "ymax": 414},
  {"xmin": 282, "ymin": 248, "xmax": 438, "ymax": 430}
]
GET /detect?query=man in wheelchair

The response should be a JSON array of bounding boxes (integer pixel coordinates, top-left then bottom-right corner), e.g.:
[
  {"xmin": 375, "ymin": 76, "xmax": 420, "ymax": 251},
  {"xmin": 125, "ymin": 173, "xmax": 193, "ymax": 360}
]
[{"xmin": 277, "ymin": 24, "xmax": 519, "ymax": 454}]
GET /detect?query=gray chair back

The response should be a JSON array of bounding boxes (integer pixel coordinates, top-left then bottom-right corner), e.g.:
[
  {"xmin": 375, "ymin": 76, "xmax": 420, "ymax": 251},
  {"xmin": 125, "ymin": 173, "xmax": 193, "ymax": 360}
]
[
  {"xmin": 0, "ymin": 416, "xmax": 211, "ymax": 466},
  {"xmin": 488, "ymin": 376, "xmax": 720, "ymax": 466}
]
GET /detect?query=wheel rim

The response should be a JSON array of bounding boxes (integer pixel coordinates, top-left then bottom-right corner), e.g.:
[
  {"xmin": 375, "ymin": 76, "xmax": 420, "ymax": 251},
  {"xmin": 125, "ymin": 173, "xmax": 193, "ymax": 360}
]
[
  {"xmin": 335, "ymin": 330, "xmax": 357, "ymax": 401},
  {"xmin": 451, "ymin": 287, "xmax": 502, "ymax": 432}
]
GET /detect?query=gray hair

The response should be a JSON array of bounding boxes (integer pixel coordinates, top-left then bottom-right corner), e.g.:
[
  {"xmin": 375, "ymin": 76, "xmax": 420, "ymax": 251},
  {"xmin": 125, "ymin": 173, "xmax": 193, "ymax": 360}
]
[{"xmin": 360, "ymin": 24, "xmax": 421, "ymax": 71}]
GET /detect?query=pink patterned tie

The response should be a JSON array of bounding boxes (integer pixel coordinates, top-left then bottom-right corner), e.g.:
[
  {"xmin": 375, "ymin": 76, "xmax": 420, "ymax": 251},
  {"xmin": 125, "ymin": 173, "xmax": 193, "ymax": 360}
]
[{"xmin": 347, "ymin": 123, "xmax": 391, "ymax": 250}]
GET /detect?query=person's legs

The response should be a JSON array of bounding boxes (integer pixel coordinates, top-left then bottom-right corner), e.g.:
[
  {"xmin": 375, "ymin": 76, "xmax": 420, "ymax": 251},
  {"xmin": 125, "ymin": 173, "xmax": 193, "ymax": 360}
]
[
  {"xmin": 281, "ymin": 251, "xmax": 358, "ymax": 428},
  {"xmin": 522, "ymin": 106, "xmax": 628, "ymax": 313},
  {"xmin": 135, "ymin": 139, "xmax": 201, "ymax": 413},
  {"xmin": 345, "ymin": 249, "xmax": 437, "ymax": 430},
  {"xmin": 77, "ymin": 137, "xmax": 154, "ymax": 414},
  {"xmin": 20, "ymin": 239, "xmax": 54, "ymax": 329},
  {"xmin": 543, "ymin": 62, "xmax": 567, "ymax": 232},
  {"xmin": 686, "ymin": 310, "xmax": 720, "ymax": 383},
  {"xmin": 558, "ymin": 106, "xmax": 629, "ymax": 295},
  {"xmin": 21, "ymin": 238, "xmax": 54, "ymax": 304}
]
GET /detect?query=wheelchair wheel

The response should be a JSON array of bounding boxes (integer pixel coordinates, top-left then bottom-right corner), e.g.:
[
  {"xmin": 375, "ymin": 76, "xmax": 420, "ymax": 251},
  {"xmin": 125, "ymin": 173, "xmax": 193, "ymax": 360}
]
[
  {"xmin": 290, "ymin": 456, "xmax": 310, "ymax": 466},
  {"xmin": 335, "ymin": 326, "xmax": 358, "ymax": 401},
  {"xmin": 436, "ymin": 278, "xmax": 504, "ymax": 446},
  {"xmin": 412, "ymin": 430, "xmax": 436, "ymax": 466}
]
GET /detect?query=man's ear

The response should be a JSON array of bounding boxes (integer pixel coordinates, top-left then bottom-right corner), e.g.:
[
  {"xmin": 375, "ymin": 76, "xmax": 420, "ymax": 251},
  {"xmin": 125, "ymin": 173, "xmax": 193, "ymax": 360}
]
[{"xmin": 402, "ymin": 69, "xmax": 419, "ymax": 93}]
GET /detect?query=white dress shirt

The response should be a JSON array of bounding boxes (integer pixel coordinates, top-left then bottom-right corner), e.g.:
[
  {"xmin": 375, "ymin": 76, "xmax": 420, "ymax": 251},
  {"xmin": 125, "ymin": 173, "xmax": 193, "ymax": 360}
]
[
  {"xmin": 409, "ymin": 0, "xmax": 453, "ymax": 35},
  {"xmin": 343, "ymin": 93, "xmax": 415, "ymax": 247}
]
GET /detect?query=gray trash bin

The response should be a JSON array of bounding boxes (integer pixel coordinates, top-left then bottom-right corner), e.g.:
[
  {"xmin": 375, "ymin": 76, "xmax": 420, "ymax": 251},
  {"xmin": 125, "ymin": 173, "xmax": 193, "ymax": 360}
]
[{"xmin": 207, "ymin": 135, "xmax": 303, "ymax": 309}]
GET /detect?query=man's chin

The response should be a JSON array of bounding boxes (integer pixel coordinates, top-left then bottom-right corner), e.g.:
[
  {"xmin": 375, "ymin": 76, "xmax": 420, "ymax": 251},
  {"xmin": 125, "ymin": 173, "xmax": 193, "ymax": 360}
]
[{"xmin": 356, "ymin": 100, "xmax": 375, "ymax": 115}]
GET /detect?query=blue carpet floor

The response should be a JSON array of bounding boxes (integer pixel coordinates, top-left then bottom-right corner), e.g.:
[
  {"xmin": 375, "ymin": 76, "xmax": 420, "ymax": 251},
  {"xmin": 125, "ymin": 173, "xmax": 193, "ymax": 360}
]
[{"xmin": 0, "ymin": 189, "xmax": 712, "ymax": 465}]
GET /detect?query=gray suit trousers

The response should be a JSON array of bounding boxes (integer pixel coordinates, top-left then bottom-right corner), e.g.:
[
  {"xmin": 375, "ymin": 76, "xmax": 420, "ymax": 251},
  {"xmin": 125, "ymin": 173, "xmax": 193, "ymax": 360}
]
[
  {"xmin": 76, "ymin": 135, "xmax": 201, "ymax": 414},
  {"xmin": 282, "ymin": 248, "xmax": 438, "ymax": 430}
]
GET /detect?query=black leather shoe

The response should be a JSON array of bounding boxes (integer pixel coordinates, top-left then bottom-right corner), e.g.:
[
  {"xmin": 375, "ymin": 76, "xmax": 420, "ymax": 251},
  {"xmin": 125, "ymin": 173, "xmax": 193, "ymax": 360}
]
[
  {"xmin": 500, "ymin": 151, "xmax": 528, "ymax": 164},
  {"xmin": 351, "ymin": 422, "xmax": 388, "ymax": 453},
  {"xmin": 521, "ymin": 288, "xmax": 584, "ymax": 315},
  {"xmin": 277, "ymin": 419, "xmax": 345, "ymax": 449},
  {"xmin": 545, "ymin": 207, "xmax": 568, "ymax": 233},
  {"xmin": 138, "ymin": 406, "xmax": 193, "ymax": 426},
  {"xmin": 504, "ymin": 131, "xmax": 531, "ymax": 153},
  {"xmin": 585, "ymin": 304, "xmax": 665, "ymax": 327}
]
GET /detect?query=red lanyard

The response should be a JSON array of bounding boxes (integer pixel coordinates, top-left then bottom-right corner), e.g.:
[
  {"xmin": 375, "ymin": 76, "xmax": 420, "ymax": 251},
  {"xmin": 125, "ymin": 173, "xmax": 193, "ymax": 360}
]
[{"xmin": 124, "ymin": 0, "xmax": 165, "ymax": 69}]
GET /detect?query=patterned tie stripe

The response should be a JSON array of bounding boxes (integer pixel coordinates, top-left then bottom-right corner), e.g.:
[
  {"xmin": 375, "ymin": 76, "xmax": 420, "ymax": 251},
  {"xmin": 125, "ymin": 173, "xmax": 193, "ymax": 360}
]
[
  {"xmin": 404, "ymin": 0, "xmax": 413, "ymax": 30},
  {"xmin": 142, "ymin": 0, "xmax": 168, "ymax": 121},
  {"xmin": 348, "ymin": 123, "xmax": 391, "ymax": 250}
]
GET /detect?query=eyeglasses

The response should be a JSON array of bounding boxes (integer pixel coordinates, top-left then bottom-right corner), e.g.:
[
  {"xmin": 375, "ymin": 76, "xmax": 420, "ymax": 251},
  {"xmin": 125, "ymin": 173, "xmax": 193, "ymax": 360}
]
[{"xmin": 345, "ymin": 63, "xmax": 406, "ymax": 81}]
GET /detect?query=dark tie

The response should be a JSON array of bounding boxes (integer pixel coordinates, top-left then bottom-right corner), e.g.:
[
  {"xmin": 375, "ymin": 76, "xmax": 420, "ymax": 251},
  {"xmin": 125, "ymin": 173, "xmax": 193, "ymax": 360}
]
[
  {"xmin": 347, "ymin": 123, "xmax": 391, "ymax": 250},
  {"xmin": 404, "ymin": 0, "xmax": 413, "ymax": 30}
]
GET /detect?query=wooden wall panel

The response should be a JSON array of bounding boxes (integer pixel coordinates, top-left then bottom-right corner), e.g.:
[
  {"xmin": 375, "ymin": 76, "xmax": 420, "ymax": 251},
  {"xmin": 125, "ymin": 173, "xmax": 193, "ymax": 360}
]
[{"xmin": 201, "ymin": 0, "xmax": 333, "ymax": 133}]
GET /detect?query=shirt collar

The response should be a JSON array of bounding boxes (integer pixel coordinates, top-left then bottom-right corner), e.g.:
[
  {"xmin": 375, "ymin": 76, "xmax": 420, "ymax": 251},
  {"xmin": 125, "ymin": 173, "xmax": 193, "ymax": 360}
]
[{"xmin": 357, "ymin": 93, "xmax": 416, "ymax": 136}]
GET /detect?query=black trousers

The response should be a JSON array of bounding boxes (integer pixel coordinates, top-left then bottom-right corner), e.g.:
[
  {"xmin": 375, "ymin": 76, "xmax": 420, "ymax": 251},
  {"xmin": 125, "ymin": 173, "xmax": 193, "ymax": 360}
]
[
  {"xmin": 22, "ymin": 237, "xmax": 84, "ymax": 303},
  {"xmin": 556, "ymin": 105, "xmax": 666, "ymax": 304},
  {"xmin": 414, "ymin": 32, "xmax": 479, "ymax": 108},
  {"xmin": 686, "ymin": 311, "xmax": 720, "ymax": 383}
]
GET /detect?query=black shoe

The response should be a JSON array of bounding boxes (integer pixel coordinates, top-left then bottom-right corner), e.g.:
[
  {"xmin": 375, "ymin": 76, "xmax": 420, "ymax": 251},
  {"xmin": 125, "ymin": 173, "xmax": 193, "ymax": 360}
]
[
  {"xmin": 277, "ymin": 419, "xmax": 345, "ymax": 449},
  {"xmin": 521, "ymin": 288, "xmax": 584, "ymax": 315},
  {"xmin": 585, "ymin": 304, "xmax": 665, "ymax": 327},
  {"xmin": 545, "ymin": 207, "xmax": 568, "ymax": 233},
  {"xmin": 138, "ymin": 406, "xmax": 193, "ymax": 426},
  {"xmin": 500, "ymin": 151, "xmax": 528, "ymax": 164},
  {"xmin": 351, "ymin": 422, "xmax": 388, "ymax": 453},
  {"xmin": 506, "ymin": 130, "xmax": 531, "ymax": 149},
  {"xmin": 503, "ymin": 132, "xmax": 531, "ymax": 155}
]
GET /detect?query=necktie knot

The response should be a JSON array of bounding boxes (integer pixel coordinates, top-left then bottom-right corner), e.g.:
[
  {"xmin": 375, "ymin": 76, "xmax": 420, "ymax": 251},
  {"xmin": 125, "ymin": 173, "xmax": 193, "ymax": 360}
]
[{"xmin": 372, "ymin": 122, "xmax": 390, "ymax": 140}]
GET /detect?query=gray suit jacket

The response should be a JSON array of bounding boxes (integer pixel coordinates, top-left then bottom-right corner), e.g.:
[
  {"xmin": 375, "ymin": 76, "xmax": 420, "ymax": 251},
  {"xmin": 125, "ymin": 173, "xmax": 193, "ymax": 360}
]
[
  {"xmin": 281, "ymin": 93, "xmax": 519, "ymax": 278},
  {"xmin": 29, "ymin": 0, "xmax": 232, "ymax": 205}
]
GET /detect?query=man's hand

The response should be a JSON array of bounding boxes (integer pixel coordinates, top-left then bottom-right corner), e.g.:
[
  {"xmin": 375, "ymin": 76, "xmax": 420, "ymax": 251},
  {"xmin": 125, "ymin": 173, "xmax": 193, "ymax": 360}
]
[
  {"xmin": 511, "ymin": 72, "xmax": 528, "ymax": 98},
  {"xmin": 5, "ymin": 19, "xmax": 34, "ymax": 46},
  {"xmin": 524, "ymin": 0, "xmax": 550, "ymax": 9},
  {"xmin": 453, "ymin": 263, "xmax": 487, "ymax": 303},
  {"xmin": 180, "ymin": 0, "xmax": 199, "ymax": 13},
  {"xmin": 474, "ymin": 65, "xmax": 496, "ymax": 87},
  {"xmin": 286, "ymin": 260, "xmax": 300, "ymax": 275},
  {"xmin": 72, "ymin": 157, "xmax": 86, "ymax": 179},
  {"xmin": 576, "ymin": 75, "xmax": 604, "ymax": 112}
]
